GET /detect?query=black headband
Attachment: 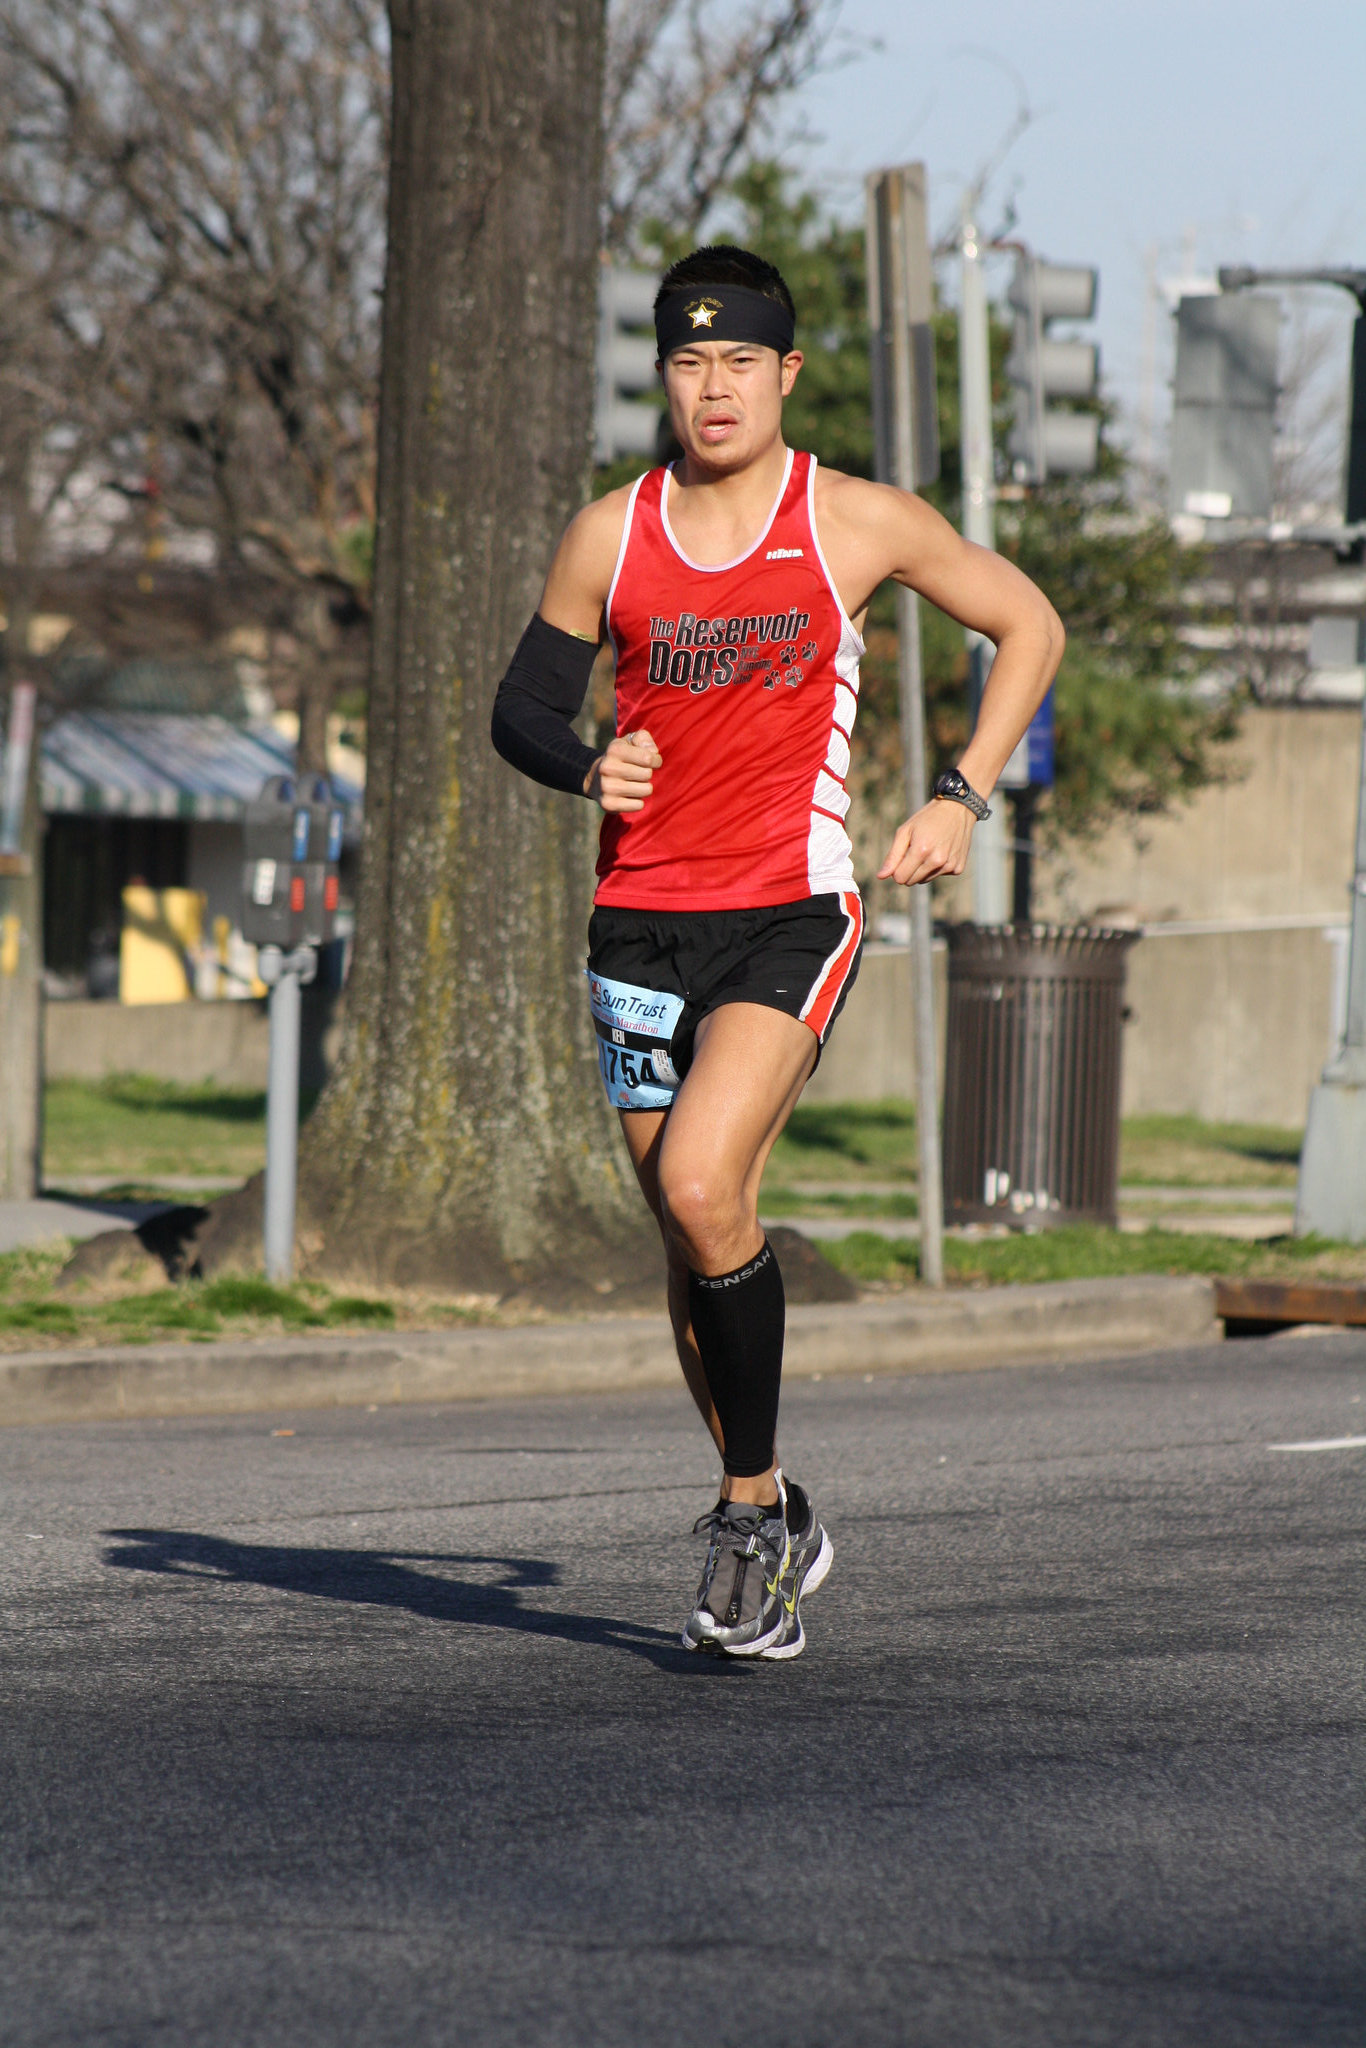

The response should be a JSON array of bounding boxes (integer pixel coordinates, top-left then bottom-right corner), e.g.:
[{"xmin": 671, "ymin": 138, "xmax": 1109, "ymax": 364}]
[{"xmin": 655, "ymin": 283, "xmax": 795, "ymax": 362}]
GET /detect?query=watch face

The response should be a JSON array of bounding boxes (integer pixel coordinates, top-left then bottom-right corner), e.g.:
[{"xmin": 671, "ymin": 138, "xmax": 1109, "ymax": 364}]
[{"xmin": 934, "ymin": 769, "xmax": 985, "ymax": 817}]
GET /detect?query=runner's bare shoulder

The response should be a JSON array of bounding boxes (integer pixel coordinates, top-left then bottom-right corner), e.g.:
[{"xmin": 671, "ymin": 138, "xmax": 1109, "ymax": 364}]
[
  {"xmin": 812, "ymin": 463, "xmax": 920, "ymax": 534},
  {"xmin": 809, "ymin": 465, "xmax": 940, "ymax": 607},
  {"xmin": 541, "ymin": 484, "xmax": 637, "ymax": 627}
]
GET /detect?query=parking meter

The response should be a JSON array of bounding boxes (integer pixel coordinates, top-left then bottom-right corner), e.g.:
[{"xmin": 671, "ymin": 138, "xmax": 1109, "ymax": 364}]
[
  {"xmin": 242, "ymin": 775, "xmax": 308, "ymax": 948},
  {"xmin": 298, "ymin": 773, "xmax": 344, "ymax": 947},
  {"xmin": 241, "ymin": 773, "xmax": 344, "ymax": 950},
  {"xmin": 241, "ymin": 771, "xmax": 347, "ymax": 1284}
]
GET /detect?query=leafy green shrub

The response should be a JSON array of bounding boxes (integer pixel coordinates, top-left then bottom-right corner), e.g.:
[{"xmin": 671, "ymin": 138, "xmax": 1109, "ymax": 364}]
[
  {"xmin": 0, "ymin": 1300, "xmax": 79, "ymax": 1334},
  {"xmin": 323, "ymin": 1295, "xmax": 397, "ymax": 1327},
  {"xmin": 100, "ymin": 1291, "xmax": 222, "ymax": 1336},
  {"xmin": 200, "ymin": 1277, "xmax": 324, "ymax": 1326}
]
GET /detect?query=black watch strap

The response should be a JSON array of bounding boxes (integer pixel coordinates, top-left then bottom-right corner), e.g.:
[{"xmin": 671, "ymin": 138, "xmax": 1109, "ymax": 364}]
[{"xmin": 932, "ymin": 768, "xmax": 991, "ymax": 821}]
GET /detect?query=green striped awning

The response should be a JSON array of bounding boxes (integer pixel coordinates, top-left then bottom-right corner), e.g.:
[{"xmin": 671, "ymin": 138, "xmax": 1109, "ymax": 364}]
[{"xmin": 41, "ymin": 711, "xmax": 362, "ymax": 823}]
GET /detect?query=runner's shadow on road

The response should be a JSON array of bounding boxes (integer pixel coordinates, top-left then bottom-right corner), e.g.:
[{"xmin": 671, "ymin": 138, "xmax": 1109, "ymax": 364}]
[{"xmin": 102, "ymin": 1528, "xmax": 743, "ymax": 1677}]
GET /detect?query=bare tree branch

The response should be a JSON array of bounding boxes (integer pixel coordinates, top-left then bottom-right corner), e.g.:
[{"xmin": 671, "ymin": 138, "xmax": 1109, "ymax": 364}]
[
  {"xmin": 604, "ymin": 0, "xmax": 842, "ymax": 250},
  {"xmin": 0, "ymin": 0, "xmax": 844, "ymax": 747}
]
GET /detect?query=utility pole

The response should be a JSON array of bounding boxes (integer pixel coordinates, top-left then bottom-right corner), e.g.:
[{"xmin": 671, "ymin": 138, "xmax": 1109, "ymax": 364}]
[
  {"xmin": 1298, "ymin": 692, "xmax": 1366, "ymax": 1240},
  {"xmin": 0, "ymin": 682, "xmax": 42, "ymax": 1199},
  {"xmin": 1137, "ymin": 243, "xmax": 1160, "ymax": 496},
  {"xmin": 1209, "ymin": 266, "xmax": 1366, "ymax": 1241},
  {"xmin": 867, "ymin": 162, "xmax": 944, "ymax": 1286},
  {"xmin": 958, "ymin": 197, "xmax": 1010, "ymax": 925}
]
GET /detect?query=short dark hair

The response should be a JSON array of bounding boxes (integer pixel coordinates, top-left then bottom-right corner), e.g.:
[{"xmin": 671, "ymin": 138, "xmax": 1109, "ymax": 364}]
[{"xmin": 654, "ymin": 244, "xmax": 796, "ymax": 323}]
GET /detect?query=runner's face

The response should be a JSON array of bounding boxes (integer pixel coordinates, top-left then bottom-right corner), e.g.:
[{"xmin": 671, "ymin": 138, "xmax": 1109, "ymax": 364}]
[{"xmin": 660, "ymin": 340, "xmax": 803, "ymax": 471}]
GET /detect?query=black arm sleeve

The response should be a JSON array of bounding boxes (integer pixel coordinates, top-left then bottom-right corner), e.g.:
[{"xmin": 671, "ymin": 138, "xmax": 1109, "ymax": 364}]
[{"xmin": 490, "ymin": 613, "xmax": 602, "ymax": 796}]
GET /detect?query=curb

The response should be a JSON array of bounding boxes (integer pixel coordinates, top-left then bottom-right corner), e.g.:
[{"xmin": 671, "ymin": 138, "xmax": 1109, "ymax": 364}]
[{"xmin": 0, "ymin": 1275, "xmax": 1220, "ymax": 1427}]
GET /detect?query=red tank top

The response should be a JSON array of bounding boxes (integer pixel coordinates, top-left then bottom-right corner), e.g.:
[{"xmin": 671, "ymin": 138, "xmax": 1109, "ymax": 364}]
[{"xmin": 597, "ymin": 448, "xmax": 864, "ymax": 910}]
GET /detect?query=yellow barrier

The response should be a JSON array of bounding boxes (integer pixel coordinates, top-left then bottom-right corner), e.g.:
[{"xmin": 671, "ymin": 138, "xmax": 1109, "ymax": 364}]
[{"xmin": 119, "ymin": 885, "xmax": 206, "ymax": 1005}]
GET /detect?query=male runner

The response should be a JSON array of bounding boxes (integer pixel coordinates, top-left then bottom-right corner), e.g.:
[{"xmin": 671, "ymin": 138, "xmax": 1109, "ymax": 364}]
[{"xmin": 492, "ymin": 245, "xmax": 1063, "ymax": 1658}]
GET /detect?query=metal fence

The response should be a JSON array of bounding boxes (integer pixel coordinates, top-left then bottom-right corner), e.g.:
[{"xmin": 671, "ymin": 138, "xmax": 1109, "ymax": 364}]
[{"xmin": 942, "ymin": 925, "xmax": 1139, "ymax": 1228}]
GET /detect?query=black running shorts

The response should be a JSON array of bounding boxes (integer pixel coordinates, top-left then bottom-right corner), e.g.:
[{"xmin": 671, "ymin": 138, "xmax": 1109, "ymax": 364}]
[{"xmin": 586, "ymin": 890, "xmax": 864, "ymax": 1084}]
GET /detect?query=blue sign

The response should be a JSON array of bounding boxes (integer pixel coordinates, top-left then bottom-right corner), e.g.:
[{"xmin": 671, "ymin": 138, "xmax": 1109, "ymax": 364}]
[{"xmin": 1025, "ymin": 686, "xmax": 1055, "ymax": 787}]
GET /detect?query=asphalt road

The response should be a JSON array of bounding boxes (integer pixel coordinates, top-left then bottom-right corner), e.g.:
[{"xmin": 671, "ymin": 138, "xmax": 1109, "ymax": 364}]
[{"xmin": 3, "ymin": 1334, "xmax": 1364, "ymax": 2047}]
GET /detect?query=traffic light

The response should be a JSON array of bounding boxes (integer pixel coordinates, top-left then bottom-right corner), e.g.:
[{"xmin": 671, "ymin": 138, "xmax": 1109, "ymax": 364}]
[
  {"xmin": 1169, "ymin": 292, "xmax": 1279, "ymax": 522},
  {"xmin": 594, "ymin": 266, "xmax": 661, "ymax": 464},
  {"xmin": 1006, "ymin": 255, "xmax": 1100, "ymax": 483}
]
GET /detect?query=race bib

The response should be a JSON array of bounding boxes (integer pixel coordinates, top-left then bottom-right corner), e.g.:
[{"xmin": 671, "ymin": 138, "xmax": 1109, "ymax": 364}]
[{"xmin": 586, "ymin": 969, "xmax": 685, "ymax": 1111}]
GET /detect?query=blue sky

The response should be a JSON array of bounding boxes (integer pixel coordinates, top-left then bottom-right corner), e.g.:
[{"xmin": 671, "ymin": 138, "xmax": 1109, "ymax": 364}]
[{"xmin": 779, "ymin": 1, "xmax": 1365, "ymax": 464}]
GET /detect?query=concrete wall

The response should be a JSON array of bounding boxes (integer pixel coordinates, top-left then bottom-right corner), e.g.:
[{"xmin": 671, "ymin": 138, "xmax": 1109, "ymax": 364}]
[
  {"xmin": 46, "ymin": 993, "xmax": 343, "ymax": 1094},
  {"xmin": 1122, "ymin": 923, "xmax": 1343, "ymax": 1127},
  {"xmin": 1034, "ymin": 704, "xmax": 1361, "ymax": 926}
]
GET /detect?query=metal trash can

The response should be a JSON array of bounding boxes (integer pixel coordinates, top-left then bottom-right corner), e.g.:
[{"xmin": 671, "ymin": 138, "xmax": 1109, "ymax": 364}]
[{"xmin": 942, "ymin": 925, "xmax": 1139, "ymax": 1228}]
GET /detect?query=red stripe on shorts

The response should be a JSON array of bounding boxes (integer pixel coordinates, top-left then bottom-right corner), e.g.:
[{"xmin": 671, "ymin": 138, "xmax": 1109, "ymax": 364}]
[{"xmin": 799, "ymin": 890, "xmax": 864, "ymax": 1041}]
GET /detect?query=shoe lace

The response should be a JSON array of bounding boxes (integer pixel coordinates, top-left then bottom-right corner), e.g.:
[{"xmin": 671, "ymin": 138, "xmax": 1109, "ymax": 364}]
[{"xmin": 691, "ymin": 1509, "xmax": 781, "ymax": 1568}]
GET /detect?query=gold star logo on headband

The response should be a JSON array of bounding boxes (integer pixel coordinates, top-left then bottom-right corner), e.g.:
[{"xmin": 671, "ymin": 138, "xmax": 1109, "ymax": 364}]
[{"xmin": 685, "ymin": 297, "xmax": 722, "ymax": 329}]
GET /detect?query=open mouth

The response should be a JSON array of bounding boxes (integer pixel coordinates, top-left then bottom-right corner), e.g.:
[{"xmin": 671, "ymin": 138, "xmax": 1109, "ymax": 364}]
[{"xmin": 696, "ymin": 410, "xmax": 740, "ymax": 441}]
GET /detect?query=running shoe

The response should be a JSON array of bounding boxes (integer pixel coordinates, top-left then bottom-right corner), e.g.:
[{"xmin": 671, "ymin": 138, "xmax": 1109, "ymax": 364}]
[
  {"xmin": 682, "ymin": 1488, "xmax": 790, "ymax": 1656},
  {"xmin": 760, "ymin": 1475, "xmax": 833, "ymax": 1661}
]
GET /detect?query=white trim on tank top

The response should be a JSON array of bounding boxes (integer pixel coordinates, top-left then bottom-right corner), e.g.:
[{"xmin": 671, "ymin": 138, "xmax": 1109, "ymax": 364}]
[
  {"xmin": 805, "ymin": 455, "xmax": 867, "ymax": 658},
  {"xmin": 658, "ymin": 446, "xmax": 795, "ymax": 573},
  {"xmin": 603, "ymin": 468, "xmax": 648, "ymax": 654}
]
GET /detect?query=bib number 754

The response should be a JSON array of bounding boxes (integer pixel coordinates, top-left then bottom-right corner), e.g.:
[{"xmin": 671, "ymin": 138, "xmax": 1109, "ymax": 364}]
[{"xmin": 586, "ymin": 968, "xmax": 685, "ymax": 1111}]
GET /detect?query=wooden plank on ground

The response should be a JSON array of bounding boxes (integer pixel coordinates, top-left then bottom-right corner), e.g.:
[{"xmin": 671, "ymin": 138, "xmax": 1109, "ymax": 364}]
[{"xmin": 1215, "ymin": 1279, "xmax": 1366, "ymax": 1330}]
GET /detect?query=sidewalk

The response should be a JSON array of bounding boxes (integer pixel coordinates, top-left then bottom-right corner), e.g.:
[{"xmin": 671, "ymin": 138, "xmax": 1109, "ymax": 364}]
[
  {"xmin": 0, "ymin": 1274, "xmax": 1220, "ymax": 1427},
  {"xmin": 0, "ymin": 1196, "xmax": 168, "ymax": 1255}
]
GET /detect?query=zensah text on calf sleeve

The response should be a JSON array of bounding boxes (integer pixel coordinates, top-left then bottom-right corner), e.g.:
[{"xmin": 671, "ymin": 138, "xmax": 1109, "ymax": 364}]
[{"xmin": 687, "ymin": 1239, "xmax": 786, "ymax": 1479}]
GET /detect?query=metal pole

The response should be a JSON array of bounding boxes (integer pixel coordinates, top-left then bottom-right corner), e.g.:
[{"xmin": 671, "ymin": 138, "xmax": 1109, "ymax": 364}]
[
  {"xmin": 0, "ymin": 681, "xmax": 36, "ymax": 855},
  {"xmin": 0, "ymin": 683, "xmax": 42, "ymax": 1199},
  {"xmin": 959, "ymin": 199, "xmax": 1009, "ymax": 925},
  {"xmin": 869, "ymin": 164, "xmax": 945, "ymax": 1288},
  {"xmin": 1295, "ymin": 695, "xmax": 1366, "ymax": 1241},
  {"xmin": 1011, "ymin": 786, "xmax": 1037, "ymax": 925},
  {"xmin": 1326, "ymin": 699, "xmax": 1366, "ymax": 1080},
  {"xmin": 896, "ymin": 585, "xmax": 946, "ymax": 1285},
  {"xmin": 262, "ymin": 948, "xmax": 304, "ymax": 1283}
]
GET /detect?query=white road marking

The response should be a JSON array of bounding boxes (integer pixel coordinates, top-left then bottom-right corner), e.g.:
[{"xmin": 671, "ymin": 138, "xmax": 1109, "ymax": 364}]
[{"xmin": 1268, "ymin": 1435, "xmax": 1366, "ymax": 1453}]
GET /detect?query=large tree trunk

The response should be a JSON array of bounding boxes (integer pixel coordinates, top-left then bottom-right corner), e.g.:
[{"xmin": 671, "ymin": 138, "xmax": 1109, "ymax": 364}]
[{"xmin": 293, "ymin": 0, "xmax": 655, "ymax": 1299}]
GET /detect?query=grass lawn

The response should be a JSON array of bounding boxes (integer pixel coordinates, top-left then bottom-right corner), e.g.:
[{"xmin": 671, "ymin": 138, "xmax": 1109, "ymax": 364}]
[
  {"xmin": 822, "ymin": 1224, "xmax": 1366, "ymax": 1290},
  {"xmin": 0, "ymin": 1241, "xmax": 497, "ymax": 1353},
  {"xmin": 762, "ymin": 1099, "xmax": 1303, "ymax": 1198},
  {"xmin": 1118, "ymin": 1113, "xmax": 1300, "ymax": 1189},
  {"xmin": 46, "ymin": 1080, "xmax": 1304, "ymax": 1201},
  {"xmin": 764, "ymin": 1099, "xmax": 918, "ymax": 1188},
  {"xmin": 43, "ymin": 1075, "xmax": 289, "ymax": 1193}
]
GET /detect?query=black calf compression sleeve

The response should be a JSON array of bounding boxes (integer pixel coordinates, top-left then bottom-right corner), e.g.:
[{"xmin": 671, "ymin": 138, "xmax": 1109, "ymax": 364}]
[
  {"xmin": 490, "ymin": 613, "xmax": 601, "ymax": 795},
  {"xmin": 687, "ymin": 1239, "xmax": 786, "ymax": 1479}
]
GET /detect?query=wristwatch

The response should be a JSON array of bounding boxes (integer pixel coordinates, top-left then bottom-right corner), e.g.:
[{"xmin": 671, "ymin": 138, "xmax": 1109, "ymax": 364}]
[{"xmin": 932, "ymin": 768, "xmax": 991, "ymax": 821}]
